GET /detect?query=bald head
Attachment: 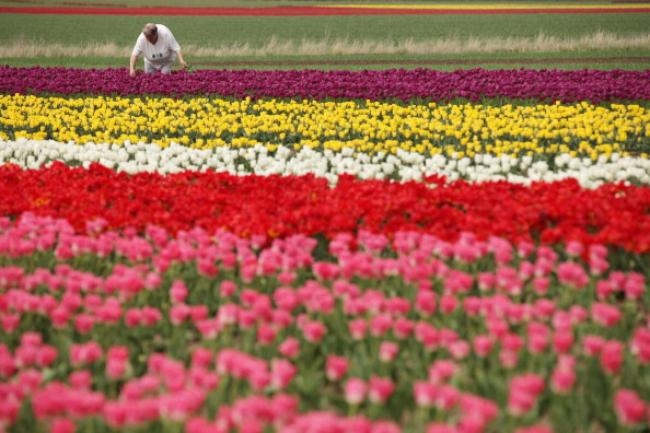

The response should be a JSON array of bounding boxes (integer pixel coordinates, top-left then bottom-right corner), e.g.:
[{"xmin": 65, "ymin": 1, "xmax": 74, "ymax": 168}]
[{"xmin": 143, "ymin": 23, "xmax": 158, "ymax": 37}]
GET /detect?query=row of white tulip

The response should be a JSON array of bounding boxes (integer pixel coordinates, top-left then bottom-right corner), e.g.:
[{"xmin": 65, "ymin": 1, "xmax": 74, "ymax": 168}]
[{"xmin": 2, "ymin": 139, "xmax": 649, "ymax": 188}]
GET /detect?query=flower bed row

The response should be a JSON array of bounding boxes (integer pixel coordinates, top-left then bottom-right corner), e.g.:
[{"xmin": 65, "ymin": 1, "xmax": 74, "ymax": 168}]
[
  {"xmin": 0, "ymin": 214, "xmax": 648, "ymax": 433},
  {"xmin": 1, "ymin": 66, "xmax": 649, "ymax": 102},
  {"xmin": 3, "ymin": 139, "xmax": 650, "ymax": 188},
  {"xmin": 2, "ymin": 94, "xmax": 648, "ymax": 158},
  {"xmin": 1, "ymin": 163, "xmax": 649, "ymax": 253},
  {"xmin": 1, "ymin": 66, "xmax": 650, "ymax": 433}
]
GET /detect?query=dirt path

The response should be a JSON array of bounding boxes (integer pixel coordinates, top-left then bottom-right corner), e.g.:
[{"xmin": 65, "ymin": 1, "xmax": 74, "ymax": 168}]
[{"xmin": 193, "ymin": 56, "xmax": 650, "ymax": 67}]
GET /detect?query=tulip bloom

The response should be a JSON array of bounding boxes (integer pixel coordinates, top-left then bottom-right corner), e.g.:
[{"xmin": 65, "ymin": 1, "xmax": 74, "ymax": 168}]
[
  {"xmin": 614, "ymin": 389, "xmax": 647, "ymax": 426},
  {"xmin": 344, "ymin": 378, "xmax": 367, "ymax": 405}
]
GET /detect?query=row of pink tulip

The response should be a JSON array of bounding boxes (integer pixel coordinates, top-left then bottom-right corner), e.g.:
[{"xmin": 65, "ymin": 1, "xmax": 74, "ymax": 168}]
[{"xmin": 0, "ymin": 213, "xmax": 648, "ymax": 432}]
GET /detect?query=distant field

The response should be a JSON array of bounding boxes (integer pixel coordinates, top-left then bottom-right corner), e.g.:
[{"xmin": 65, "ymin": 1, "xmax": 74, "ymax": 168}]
[{"xmin": 0, "ymin": 2, "xmax": 649, "ymax": 70}]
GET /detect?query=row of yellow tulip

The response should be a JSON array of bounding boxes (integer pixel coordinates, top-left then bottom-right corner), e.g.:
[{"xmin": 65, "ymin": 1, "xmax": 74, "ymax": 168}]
[{"xmin": 1, "ymin": 95, "xmax": 648, "ymax": 159}]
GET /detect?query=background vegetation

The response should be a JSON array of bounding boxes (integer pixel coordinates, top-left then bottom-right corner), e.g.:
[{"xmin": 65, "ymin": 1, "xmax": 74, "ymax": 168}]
[{"xmin": 0, "ymin": 1, "xmax": 648, "ymax": 70}]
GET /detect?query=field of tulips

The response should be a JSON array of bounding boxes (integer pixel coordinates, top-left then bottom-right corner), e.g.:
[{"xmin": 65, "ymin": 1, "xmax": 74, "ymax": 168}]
[{"xmin": 1, "ymin": 65, "xmax": 650, "ymax": 433}]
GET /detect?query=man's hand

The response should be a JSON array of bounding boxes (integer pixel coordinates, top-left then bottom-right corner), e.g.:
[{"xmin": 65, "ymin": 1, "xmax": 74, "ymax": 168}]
[
  {"xmin": 129, "ymin": 68, "xmax": 136, "ymax": 77},
  {"xmin": 180, "ymin": 60, "xmax": 189, "ymax": 70}
]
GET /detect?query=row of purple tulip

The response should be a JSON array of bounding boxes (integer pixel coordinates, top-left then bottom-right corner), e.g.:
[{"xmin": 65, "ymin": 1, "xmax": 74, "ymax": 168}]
[{"xmin": 1, "ymin": 66, "xmax": 648, "ymax": 102}]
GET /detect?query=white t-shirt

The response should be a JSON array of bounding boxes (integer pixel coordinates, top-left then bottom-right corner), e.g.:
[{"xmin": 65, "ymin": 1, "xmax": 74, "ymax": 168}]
[{"xmin": 131, "ymin": 24, "xmax": 181, "ymax": 66}]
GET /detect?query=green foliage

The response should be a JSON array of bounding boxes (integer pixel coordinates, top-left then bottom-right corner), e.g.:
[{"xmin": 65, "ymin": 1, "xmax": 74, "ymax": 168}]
[{"xmin": 0, "ymin": 11, "xmax": 649, "ymax": 70}]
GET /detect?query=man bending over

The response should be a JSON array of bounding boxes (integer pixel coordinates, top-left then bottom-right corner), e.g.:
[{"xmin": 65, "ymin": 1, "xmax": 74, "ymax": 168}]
[{"xmin": 129, "ymin": 23, "xmax": 188, "ymax": 76}]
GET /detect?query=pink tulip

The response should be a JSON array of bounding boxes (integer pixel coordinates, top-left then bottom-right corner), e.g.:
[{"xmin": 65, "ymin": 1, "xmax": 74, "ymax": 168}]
[
  {"xmin": 439, "ymin": 294, "xmax": 458, "ymax": 315},
  {"xmin": 415, "ymin": 290, "xmax": 436, "ymax": 316},
  {"xmin": 270, "ymin": 359, "xmax": 296, "ymax": 390},
  {"xmin": 596, "ymin": 280, "xmax": 616, "ymax": 300},
  {"xmin": 472, "ymin": 335, "xmax": 494, "ymax": 357},
  {"xmin": 428, "ymin": 360, "xmax": 458, "ymax": 384},
  {"xmin": 556, "ymin": 262, "xmax": 589, "ymax": 289},
  {"xmin": 68, "ymin": 370, "xmax": 92, "ymax": 389},
  {"xmin": 379, "ymin": 342, "xmax": 399, "ymax": 363},
  {"xmin": 369, "ymin": 314, "xmax": 392, "ymax": 337},
  {"xmin": 238, "ymin": 310, "xmax": 257, "ymax": 329},
  {"xmin": 502, "ymin": 333, "xmax": 524, "ymax": 353},
  {"xmin": 102, "ymin": 401, "xmax": 128, "ymax": 428},
  {"xmin": 426, "ymin": 423, "xmax": 457, "ymax": 433},
  {"xmin": 17, "ymin": 369, "xmax": 42, "ymax": 395},
  {"xmin": 591, "ymin": 303, "xmax": 621, "ymax": 327},
  {"xmin": 583, "ymin": 335, "xmax": 606, "ymax": 356},
  {"xmin": 51, "ymin": 418, "xmax": 76, "ymax": 433},
  {"xmin": 386, "ymin": 318, "xmax": 412, "ymax": 340},
  {"xmin": 96, "ymin": 299, "xmax": 121, "ymax": 324},
  {"xmin": 458, "ymin": 393, "xmax": 499, "ymax": 429},
  {"xmin": 532, "ymin": 276, "xmax": 550, "ymax": 295},
  {"xmin": 495, "ymin": 266, "xmax": 523, "ymax": 295},
  {"xmin": 552, "ymin": 330, "xmax": 574, "ymax": 354},
  {"xmin": 170, "ymin": 280, "xmax": 189, "ymax": 304},
  {"xmin": 623, "ymin": 273, "xmax": 645, "ymax": 300},
  {"xmin": 14, "ymin": 344, "xmax": 40, "ymax": 367},
  {"xmin": 569, "ymin": 305, "xmax": 588, "ymax": 323},
  {"xmin": 508, "ymin": 388, "xmax": 538, "ymax": 416},
  {"xmin": 444, "ymin": 270, "xmax": 473, "ymax": 294},
  {"xmin": 526, "ymin": 323, "xmax": 550, "ymax": 354},
  {"xmin": 550, "ymin": 367, "xmax": 575, "ymax": 394},
  {"xmin": 371, "ymin": 420, "xmax": 401, "ymax": 433},
  {"xmin": 312, "ymin": 261, "xmax": 340, "ymax": 280},
  {"xmin": 50, "ymin": 306, "xmax": 71, "ymax": 328},
  {"xmin": 488, "ymin": 236, "xmax": 513, "ymax": 265},
  {"xmin": 197, "ymin": 257, "xmax": 218, "ymax": 278},
  {"xmin": 414, "ymin": 322, "xmax": 439, "ymax": 351},
  {"xmin": 106, "ymin": 346, "xmax": 129, "ymax": 380},
  {"xmin": 159, "ymin": 389, "xmax": 206, "ymax": 422},
  {"xmin": 190, "ymin": 348, "xmax": 213, "ymax": 370},
  {"xmin": 70, "ymin": 341, "xmax": 102, "ymax": 366},
  {"xmin": 29, "ymin": 344, "xmax": 53, "ymax": 368},
  {"xmin": 515, "ymin": 425, "xmax": 554, "ymax": 433},
  {"xmin": 185, "ymin": 417, "xmax": 220, "ymax": 433},
  {"xmin": 219, "ymin": 280, "xmax": 237, "ymax": 297},
  {"xmin": 614, "ymin": 389, "xmax": 647, "ymax": 426},
  {"xmin": 124, "ymin": 308, "xmax": 143, "ymax": 327},
  {"xmin": 485, "ymin": 317, "xmax": 509, "ymax": 339},
  {"xmin": 256, "ymin": 323, "xmax": 277, "ymax": 346},
  {"xmin": 73, "ymin": 314, "xmax": 94, "ymax": 334},
  {"xmin": 600, "ymin": 340, "xmax": 624, "ymax": 374},
  {"xmin": 325, "ymin": 355, "xmax": 349, "ymax": 381},
  {"xmin": 477, "ymin": 272, "xmax": 495, "ymax": 292},
  {"xmin": 301, "ymin": 319, "xmax": 326, "ymax": 343},
  {"xmin": 272, "ymin": 393, "xmax": 299, "ymax": 423},
  {"xmin": 273, "ymin": 287, "xmax": 299, "ymax": 312},
  {"xmin": 170, "ymin": 303, "xmax": 191, "ymax": 325},
  {"xmin": 190, "ymin": 305, "xmax": 209, "ymax": 323},
  {"xmin": 448, "ymin": 340, "xmax": 470, "ymax": 360},
  {"xmin": 250, "ymin": 295, "xmax": 273, "ymax": 321},
  {"xmin": 344, "ymin": 377, "xmax": 367, "ymax": 405},
  {"xmin": 368, "ymin": 376, "xmax": 395, "ymax": 404},
  {"xmin": 508, "ymin": 374, "xmax": 545, "ymax": 416},
  {"xmin": 414, "ymin": 381, "xmax": 437, "ymax": 408},
  {"xmin": 565, "ymin": 241, "xmax": 584, "ymax": 257},
  {"xmin": 162, "ymin": 359, "xmax": 187, "ymax": 392},
  {"xmin": 278, "ymin": 337, "xmax": 300, "ymax": 359},
  {"xmin": 217, "ymin": 303, "xmax": 239, "ymax": 327},
  {"xmin": 139, "ymin": 306, "xmax": 161, "ymax": 326},
  {"xmin": 551, "ymin": 311, "xmax": 573, "ymax": 333},
  {"xmin": 630, "ymin": 327, "xmax": 650, "ymax": 364},
  {"xmin": 349, "ymin": 318, "xmax": 367, "ymax": 340}
]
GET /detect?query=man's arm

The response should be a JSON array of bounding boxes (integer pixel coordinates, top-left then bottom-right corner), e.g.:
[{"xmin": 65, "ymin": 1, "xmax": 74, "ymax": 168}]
[
  {"xmin": 176, "ymin": 49, "xmax": 188, "ymax": 70},
  {"xmin": 129, "ymin": 54, "xmax": 139, "ymax": 76}
]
